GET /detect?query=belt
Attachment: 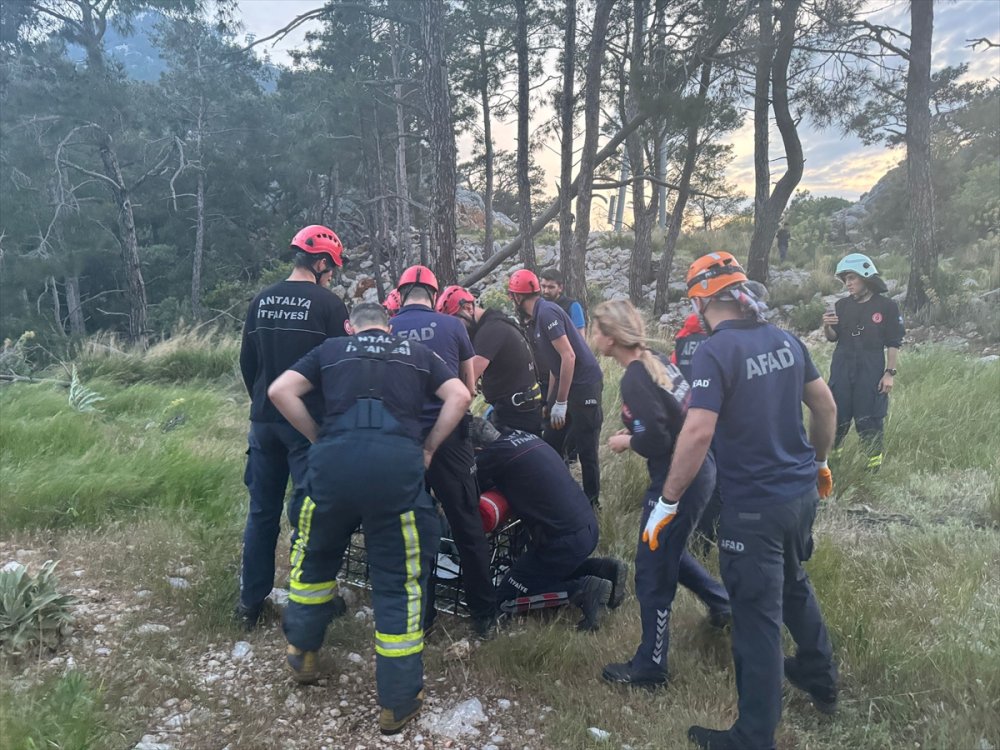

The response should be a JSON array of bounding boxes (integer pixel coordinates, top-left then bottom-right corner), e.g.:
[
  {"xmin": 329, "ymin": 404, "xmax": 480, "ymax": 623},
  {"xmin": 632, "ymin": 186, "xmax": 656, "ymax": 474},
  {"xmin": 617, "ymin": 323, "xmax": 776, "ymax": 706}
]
[{"xmin": 507, "ymin": 382, "xmax": 541, "ymax": 408}]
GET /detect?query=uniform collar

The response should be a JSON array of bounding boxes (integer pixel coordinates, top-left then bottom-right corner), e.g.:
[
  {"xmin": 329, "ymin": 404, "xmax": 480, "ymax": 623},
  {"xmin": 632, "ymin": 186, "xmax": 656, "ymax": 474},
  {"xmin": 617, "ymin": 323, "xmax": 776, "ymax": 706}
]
[{"xmin": 712, "ymin": 317, "xmax": 765, "ymax": 334}]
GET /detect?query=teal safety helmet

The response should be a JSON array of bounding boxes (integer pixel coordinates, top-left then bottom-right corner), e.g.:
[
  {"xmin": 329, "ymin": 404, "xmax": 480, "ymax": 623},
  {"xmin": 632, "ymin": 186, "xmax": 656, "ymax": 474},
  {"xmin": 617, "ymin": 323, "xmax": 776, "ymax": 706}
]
[{"xmin": 835, "ymin": 253, "xmax": 879, "ymax": 279}]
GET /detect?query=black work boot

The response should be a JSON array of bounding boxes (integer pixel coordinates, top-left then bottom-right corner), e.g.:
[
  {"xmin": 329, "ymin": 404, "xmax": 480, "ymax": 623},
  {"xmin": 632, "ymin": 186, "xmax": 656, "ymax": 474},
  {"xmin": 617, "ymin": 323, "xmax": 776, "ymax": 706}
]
[
  {"xmin": 604, "ymin": 558, "xmax": 628, "ymax": 609},
  {"xmin": 785, "ymin": 657, "xmax": 838, "ymax": 715},
  {"xmin": 602, "ymin": 660, "xmax": 667, "ymax": 690},
  {"xmin": 379, "ymin": 690, "xmax": 424, "ymax": 735},
  {"xmin": 687, "ymin": 726, "xmax": 744, "ymax": 749},
  {"xmin": 472, "ymin": 611, "xmax": 500, "ymax": 641},
  {"xmin": 234, "ymin": 603, "xmax": 263, "ymax": 632},
  {"xmin": 571, "ymin": 576, "xmax": 612, "ymax": 632}
]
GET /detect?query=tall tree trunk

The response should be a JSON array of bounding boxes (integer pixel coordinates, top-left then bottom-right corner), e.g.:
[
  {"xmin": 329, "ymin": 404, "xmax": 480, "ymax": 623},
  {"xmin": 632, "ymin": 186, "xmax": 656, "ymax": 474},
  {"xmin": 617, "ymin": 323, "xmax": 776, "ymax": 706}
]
[
  {"xmin": 558, "ymin": 0, "xmax": 576, "ymax": 273},
  {"xmin": 64, "ymin": 274, "xmax": 85, "ymax": 336},
  {"xmin": 374, "ymin": 111, "xmax": 391, "ymax": 301},
  {"xmin": 391, "ymin": 28, "xmax": 412, "ymax": 271},
  {"xmin": 49, "ymin": 276, "xmax": 63, "ymax": 334},
  {"xmin": 746, "ymin": 0, "xmax": 803, "ymax": 283},
  {"xmin": 478, "ymin": 37, "xmax": 496, "ymax": 260},
  {"xmin": 614, "ymin": 155, "xmax": 628, "ymax": 232},
  {"xmin": 626, "ymin": 0, "xmax": 658, "ymax": 305},
  {"xmin": 904, "ymin": 0, "xmax": 936, "ymax": 312},
  {"xmin": 420, "ymin": 0, "xmax": 458, "ymax": 284},
  {"xmin": 98, "ymin": 138, "xmax": 148, "ymax": 347},
  {"xmin": 654, "ymin": 61, "xmax": 713, "ymax": 314},
  {"xmin": 191, "ymin": 171, "xmax": 205, "ymax": 320},
  {"xmin": 514, "ymin": 0, "xmax": 536, "ymax": 269},
  {"xmin": 656, "ymin": 134, "xmax": 668, "ymax": 229},
  {"xmin": 567, "ymin": 0, "xmax": 615, "ymax": 302},
  {"xmin": 752, "ymin": 0, "xmax": 773, "ymax": 232}
]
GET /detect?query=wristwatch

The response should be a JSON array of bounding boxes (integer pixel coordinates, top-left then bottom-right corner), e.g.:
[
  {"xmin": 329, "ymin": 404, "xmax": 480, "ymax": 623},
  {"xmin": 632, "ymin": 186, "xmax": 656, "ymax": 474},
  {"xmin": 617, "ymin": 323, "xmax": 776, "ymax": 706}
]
[{"xmin": 884, "ymin": 368, "xmax": 897, "ymax": 376}]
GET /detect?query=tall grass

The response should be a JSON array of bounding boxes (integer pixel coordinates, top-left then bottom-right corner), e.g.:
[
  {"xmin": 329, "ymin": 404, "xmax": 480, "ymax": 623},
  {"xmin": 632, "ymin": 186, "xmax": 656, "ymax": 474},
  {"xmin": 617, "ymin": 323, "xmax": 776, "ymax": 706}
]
[{"xmin": 0, "ymin": 671, "xmax": 116, "ymax": 749}]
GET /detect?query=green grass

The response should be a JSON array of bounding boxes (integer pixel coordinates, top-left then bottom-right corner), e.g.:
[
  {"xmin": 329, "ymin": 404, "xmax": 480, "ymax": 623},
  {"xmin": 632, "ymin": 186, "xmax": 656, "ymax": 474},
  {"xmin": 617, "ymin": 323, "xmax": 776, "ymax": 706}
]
[
  {"xmin": 0, "ymin": 337, "xmax": 998, "ymax": 749},
  {"xmin": 0, "ymin": 671, "xmax": 117, "ymax": 749}
]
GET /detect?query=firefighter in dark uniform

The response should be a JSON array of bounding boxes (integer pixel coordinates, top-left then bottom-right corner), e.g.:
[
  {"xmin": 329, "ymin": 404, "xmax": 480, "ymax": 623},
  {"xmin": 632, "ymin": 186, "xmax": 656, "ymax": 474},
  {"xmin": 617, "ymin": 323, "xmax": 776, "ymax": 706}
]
[
  {"xmin": 236, "ymin": 224, "xmax": 350, "ymax": 629},
  {"xmin": 390, "ymin": 267, "xmax": 498, "ymax": 637},
  {"xmin": 471, "ymin": 419, "xmax": 626, "ymax": 630},
  {"xmin": 508, "ymin": 269, "xmax": 604, "ymax": 506},
  {"xmin": 268, "ymin": 303, "xmax": 471, "ymax": 735},
  {"xmin": 823, "ymin": 253, "xmax": 903, "ymax": 471},
  {"xmin": 652, "ymin": 253, "xmax": 837, "ymax": 750},
  {"xmin": 437, "ymin": 285, "xmax": 543, "ymax": 435},
  {"xmin": 592, "ymin": 301, "xmax": 730, "ymax": 689}
]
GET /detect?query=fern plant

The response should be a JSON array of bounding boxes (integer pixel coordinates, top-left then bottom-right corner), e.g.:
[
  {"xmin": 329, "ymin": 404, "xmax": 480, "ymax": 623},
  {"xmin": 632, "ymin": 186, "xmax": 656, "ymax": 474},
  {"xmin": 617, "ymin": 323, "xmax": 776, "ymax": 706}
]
[
  {"xmin": 0, "ymin": 560, "xmax": 77, "ymax": 657},
  {"xmin": 68, "ymin": 365, "xmax": 104, "ymax": 413}
]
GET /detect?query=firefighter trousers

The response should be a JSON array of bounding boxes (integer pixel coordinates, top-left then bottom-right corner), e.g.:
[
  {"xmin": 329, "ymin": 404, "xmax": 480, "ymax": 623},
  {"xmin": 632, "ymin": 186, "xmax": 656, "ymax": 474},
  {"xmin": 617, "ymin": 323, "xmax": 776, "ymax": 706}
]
[
  {"xmin": 829, "ymin": 348, "xmax": 887, "ymax": 457},
  {"xmin": 282, "ymin": 431, "xmax": 440, "ymax": 711}
]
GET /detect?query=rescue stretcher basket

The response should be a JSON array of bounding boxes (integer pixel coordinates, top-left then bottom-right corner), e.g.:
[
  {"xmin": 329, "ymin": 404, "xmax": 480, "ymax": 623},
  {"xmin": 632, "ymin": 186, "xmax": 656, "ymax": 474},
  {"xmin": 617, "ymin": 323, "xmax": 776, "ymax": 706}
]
[{"xmin": 341, "ymin": 517, "xmax": 525, "ymax": 617}]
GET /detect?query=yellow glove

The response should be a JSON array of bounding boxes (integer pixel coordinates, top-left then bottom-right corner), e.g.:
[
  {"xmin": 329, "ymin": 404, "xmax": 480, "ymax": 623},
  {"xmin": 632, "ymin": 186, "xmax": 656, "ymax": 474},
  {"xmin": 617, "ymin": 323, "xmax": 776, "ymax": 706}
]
[
  {"xmin": 641, "ymin": 497, "xmax": 678, "ymax": 551},
  {"xmin": 817, "ymin": 463, "xmax": 833, "ymax": 499}
]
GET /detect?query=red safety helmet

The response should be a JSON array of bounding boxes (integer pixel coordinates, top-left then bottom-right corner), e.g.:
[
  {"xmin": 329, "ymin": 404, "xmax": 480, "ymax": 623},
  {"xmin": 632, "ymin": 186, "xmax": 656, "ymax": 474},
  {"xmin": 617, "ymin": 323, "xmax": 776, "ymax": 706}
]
[
  {"xmin": 436, "ymin": 285, "xmax": 476, "ymax": 316},
  {"xmin": 508, "ymin": 269, "xmax": 541, "ymax": 295},
  {"xmin": 397, "ymin": 265, "xmax": 439, "ymax": 294},
  {"xmin": 290, "ymin": 224, "xmax": 344, "ymax": 267},
  {"xmin": 686, "ymin": 251, "xmax": 748, "ymax": 298},
  {"xmin": 383, "ymin": 288, "xmax": 402, "ymax": 316},
  {"xmin": 479, "ymin": 488, "xmax": 512, "ymax": 533}
]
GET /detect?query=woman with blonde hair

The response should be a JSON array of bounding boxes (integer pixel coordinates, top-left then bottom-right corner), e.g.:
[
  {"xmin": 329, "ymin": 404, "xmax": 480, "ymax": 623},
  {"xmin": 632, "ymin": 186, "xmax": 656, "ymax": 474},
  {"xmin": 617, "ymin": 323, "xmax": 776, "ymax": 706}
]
[{"xmin": 592, "ymin": 300, "xmax": 730, "ymax": 689}]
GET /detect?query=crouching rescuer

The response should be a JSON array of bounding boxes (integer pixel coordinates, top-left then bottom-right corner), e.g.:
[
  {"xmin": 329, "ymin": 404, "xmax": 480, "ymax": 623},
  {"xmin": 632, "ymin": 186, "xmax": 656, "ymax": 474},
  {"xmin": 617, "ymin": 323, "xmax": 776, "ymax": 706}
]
[{"xmin": 267, "ymin": 303, "xmax": 472, "ymax": 735}]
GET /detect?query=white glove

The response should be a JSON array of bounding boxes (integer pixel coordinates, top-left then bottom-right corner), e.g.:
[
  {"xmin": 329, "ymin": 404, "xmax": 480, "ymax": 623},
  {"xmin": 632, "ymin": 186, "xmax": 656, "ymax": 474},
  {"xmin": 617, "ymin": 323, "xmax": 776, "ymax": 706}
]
[
  {"xmin": 641, "ymin": 497, "xmax": 678, "ymax": 551},
  {"xmin": 549, "ymin": 400, "xmax": 568, "ymax": 429}
]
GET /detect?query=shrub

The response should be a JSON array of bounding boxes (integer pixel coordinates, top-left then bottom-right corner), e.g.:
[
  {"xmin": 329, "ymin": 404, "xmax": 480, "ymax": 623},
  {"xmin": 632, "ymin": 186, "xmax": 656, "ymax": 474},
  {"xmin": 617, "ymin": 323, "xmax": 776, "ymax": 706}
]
[
  {"xmin": 0, "ymin": 560, "xmax": 76, "ymax": 657},
  {"xmin": 787, "ymin": 300, "xmax": 825, "ymax": 333}
]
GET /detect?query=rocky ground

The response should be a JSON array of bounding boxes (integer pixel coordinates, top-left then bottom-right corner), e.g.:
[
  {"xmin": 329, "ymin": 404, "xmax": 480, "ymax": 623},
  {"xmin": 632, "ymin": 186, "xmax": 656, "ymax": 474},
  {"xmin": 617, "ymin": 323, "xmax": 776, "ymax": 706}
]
[{"xmin": 2, "ymin": 543, "xmax": 566, "ymax": 750}]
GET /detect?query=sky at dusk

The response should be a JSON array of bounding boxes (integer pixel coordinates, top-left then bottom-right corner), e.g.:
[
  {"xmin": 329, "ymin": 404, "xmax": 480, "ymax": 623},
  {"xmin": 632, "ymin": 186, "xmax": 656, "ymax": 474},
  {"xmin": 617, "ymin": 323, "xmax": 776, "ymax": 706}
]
[{"xmin": 237, "ymin": 0, "xmax": 1000, "ymax": 206}]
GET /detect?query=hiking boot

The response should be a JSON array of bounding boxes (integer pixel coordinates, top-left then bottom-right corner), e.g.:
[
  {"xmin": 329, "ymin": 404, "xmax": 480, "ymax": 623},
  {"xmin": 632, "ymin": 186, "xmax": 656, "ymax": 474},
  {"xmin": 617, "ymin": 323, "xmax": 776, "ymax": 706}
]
[
  {"xmin": 286, "ymin": 645, "xmax": 319, "ymax": 685},
  {"xmin": 330, "ymin": 594, "xmax": 347, "ymax": 619},
  {"xmin": 784, "ymin": 657, "xmax": 838, "ymax": 715},
  {"xmin": 707, "ymin": 609, "xmax": 732, "ymax": 630},
  {"xmin": 472, "ymin": 612, "xmax": 500, "ymax": 640},
  {"xmin": 601, "ymin": 661, "xmax": 667, "ymax": 690},
  {"xmin": 234, "ymin": 603, "xmax": 263, "ymax": 632},
  {"xmin": 571, "ymin": 576, "xmax": 612, "ymax": 632},
  {"xmin": 379, "ymin": 690, "xmax": 424, "ymax": 735},
  {"xmin": 605, "ymin": 558, "xmax": 628, "ymax": 609},
  {"xmin": 687, "ymin": 726, "xmax": 744, "ymax": 749}
]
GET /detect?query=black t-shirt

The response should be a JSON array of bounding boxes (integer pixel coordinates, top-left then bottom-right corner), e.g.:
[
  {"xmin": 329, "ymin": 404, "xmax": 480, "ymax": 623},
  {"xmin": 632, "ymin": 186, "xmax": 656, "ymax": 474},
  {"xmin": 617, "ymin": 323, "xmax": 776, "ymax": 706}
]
[
  {"xmin": 471, "ymin": 309, "xmax": 538, "ymax": 403},
  {"xmin": 620, "ymin": 355, "xmax": 691, "ymax": 482},
  {"xmin": 290, "ymin": 330, "xmax": 453, "ymax": 443},
  {"xmin": 831, "ymin": 294, "xmax": 904, "ymax": 353},
  {"xmin": 475, "ymin": 430, "xmax": 595, "ymax": 537},
  {"xmin": 240, "ymin": 279, "xmax": 349, "ymax": 422}
]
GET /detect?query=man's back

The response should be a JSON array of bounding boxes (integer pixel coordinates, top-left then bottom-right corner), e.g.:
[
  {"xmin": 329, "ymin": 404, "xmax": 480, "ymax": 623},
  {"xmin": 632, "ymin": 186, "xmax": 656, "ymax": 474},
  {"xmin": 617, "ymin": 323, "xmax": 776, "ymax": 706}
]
[
  {"xmin": 240, "ymin": 279, "xmax": 348, "ymax": 422},
  {"xmin": 688, "ymin": 319, "xmax": 818, "ymax": 504},
  {"xmin": 531, "ymin": 299, "xmax": 602, "ymax": 385},
  {"xmin": 476, "ymin": 430, "xmax": 594, "ymax": 536},
  {"xmin": 472, "ymin": 309, "xmax": 537, "ymax": 402}
]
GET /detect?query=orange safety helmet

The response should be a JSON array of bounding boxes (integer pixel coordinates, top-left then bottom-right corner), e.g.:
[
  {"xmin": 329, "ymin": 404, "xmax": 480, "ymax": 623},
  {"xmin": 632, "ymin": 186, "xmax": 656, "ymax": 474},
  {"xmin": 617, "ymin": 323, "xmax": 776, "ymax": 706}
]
[
  {"xmin": 383, "ymin": 288, "xmax": 402, "ymax": 316},
  {"xmin": 436, "ymin": 285, "xmax": 475, "ymax": 316},
  {"xmin": 290, "ymin": 225, "xmax": 345, "ymax": 267},
  {"xmin": 686, "ymin": 252, "xmax": 748, "ymax": 298},
  {"xmin": 508, "ymin": 269, "xmax": 541, "ymax": 295},
  {"xmin": 397, "ymin": 264, "xmax": 439, "ymax": 294}
]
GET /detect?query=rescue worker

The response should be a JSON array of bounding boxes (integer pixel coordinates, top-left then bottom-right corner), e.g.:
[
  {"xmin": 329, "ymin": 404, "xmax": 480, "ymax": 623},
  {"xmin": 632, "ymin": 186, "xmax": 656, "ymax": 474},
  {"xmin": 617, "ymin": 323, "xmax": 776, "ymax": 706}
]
[
  {"xmin": 539, "ymin": 268, "xmax": 588, "ymax": 334},
  {"xmin": 236, "ymin": 224, "xmax": 349, "ymax": 630},
  {"xmin": 647, "ymin": 252, "xmax": 837, "ymax": 750},
  {"xmin": 672, "ymin": 313, "xmax": 710, "ymax": 384},
  {"xmin": 508, "ymin": 269, "xmax": 604, "ymax": 506},
  {"xmin": 268, "ymin": 303, "xmax": 471, "ymax": 735},
  {"xmin": 390, "ymin": 267, "xmax": 498, "ymax": 637},
  {"xmin": 437, "ymin": 285, "xmax": 543, "ymax": 434},
  {"xmin": 471, "ymin": 418, "xmax": 626, "ymax": 630},
  {"xmin": 823, "ymin": 253, "xmax": 903, "ymax": 471},
  {"xmin": 383, "ymin": 288, "xmax": 402, "ymax": 318},
  {"xmin": 775, "ymin": 223, "xmax": 791, "ymax": 263},
  {"xmin": 592, "ymin": 301, "xmax": 730, "ymax": 689}
]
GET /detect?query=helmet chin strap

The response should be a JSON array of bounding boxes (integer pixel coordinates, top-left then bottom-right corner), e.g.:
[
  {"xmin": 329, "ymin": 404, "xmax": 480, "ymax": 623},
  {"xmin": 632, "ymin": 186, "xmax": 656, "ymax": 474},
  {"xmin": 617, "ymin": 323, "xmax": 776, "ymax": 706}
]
[{"xmin": 692, "ymin": 298, "xmax": 713, "ymax": 334}]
